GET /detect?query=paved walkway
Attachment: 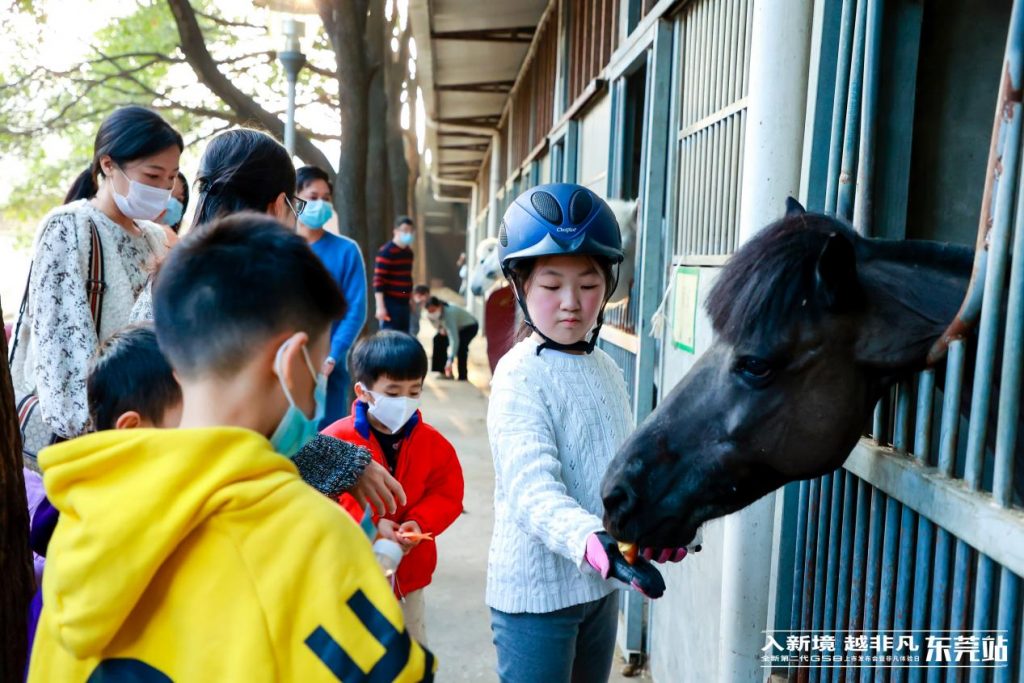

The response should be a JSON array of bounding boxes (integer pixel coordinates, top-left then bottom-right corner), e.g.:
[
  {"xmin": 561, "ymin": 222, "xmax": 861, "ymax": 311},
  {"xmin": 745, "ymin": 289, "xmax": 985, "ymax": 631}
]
[{"xmin": 415, "ymin": 293, "xmax": 641, "ymax": 682}]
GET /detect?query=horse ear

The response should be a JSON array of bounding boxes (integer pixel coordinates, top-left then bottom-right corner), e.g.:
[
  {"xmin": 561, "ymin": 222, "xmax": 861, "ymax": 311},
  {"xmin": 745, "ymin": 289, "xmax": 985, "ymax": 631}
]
[
  {"xmin": 785, "ymin": 196, "xmax": 806, "ymax": 217},
  {"xmin": 815, "ymin": 232, "xmax": 858, "ymax": 310}
]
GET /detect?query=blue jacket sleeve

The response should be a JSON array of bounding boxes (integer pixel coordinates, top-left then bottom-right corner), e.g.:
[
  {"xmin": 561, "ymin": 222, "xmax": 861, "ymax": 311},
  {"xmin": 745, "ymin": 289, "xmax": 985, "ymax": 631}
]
[{"xmin": 331, "ymin": 239, "xmax": 367, "ymax": 362}]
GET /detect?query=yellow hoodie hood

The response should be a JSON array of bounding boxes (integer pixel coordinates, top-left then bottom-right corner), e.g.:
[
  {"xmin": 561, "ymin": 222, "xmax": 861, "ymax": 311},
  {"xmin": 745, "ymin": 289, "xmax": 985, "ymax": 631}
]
[
  {"xmin": 34, "ymin": 427, "xmax": 435, "ymax": 682},
  {"xmin": 39, "ymin": 427, "xmax": 296, "ymax": 657}
]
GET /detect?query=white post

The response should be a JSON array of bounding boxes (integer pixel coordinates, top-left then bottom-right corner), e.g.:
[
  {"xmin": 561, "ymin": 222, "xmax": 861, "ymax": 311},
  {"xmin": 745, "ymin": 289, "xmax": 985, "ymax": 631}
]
[
  {"xmin": 720, "ymin": 1, "xmax": 813, "ymax": 682},
  {"xmin": 279, "ymin": 18, "xmax": 306, "ymax": 157},
  {"xmin": 488, "ymin": 132, "xmax": 502, "ymax": 238}
]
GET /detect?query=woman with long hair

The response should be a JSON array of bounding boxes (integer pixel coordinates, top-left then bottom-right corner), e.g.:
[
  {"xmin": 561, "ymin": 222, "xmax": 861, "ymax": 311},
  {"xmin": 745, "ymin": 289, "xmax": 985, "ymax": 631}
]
[{"xmin": 9, "ymin": 106, "xmax": 182, "ymax": 461}]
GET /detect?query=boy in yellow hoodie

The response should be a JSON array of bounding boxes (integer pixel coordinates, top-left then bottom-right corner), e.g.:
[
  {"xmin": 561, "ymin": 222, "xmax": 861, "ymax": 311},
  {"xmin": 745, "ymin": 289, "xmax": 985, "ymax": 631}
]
[{"xmin": 29, "ymin": 213, "xmax": 435, "ymax": 682}]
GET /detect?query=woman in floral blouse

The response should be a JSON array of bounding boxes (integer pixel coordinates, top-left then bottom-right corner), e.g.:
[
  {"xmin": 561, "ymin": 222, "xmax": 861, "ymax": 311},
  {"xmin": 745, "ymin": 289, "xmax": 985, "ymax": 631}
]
[{"xmin": 9, "ymin": 106, "xmax": 182, "ymax": 442}]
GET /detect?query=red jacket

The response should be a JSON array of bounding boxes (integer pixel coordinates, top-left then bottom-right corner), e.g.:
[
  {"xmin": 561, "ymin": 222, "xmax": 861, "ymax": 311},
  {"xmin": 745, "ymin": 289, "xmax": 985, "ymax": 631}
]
[{"xmin": 324, "ymin": 401, "xmax": 464, "ymax": 597}]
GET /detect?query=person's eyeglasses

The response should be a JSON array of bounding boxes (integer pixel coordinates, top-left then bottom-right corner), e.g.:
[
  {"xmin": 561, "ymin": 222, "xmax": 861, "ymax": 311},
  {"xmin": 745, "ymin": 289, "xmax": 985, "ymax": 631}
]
[{"xmin": 285, "ymin": 196, "xmax": 307, "ymax": 221}]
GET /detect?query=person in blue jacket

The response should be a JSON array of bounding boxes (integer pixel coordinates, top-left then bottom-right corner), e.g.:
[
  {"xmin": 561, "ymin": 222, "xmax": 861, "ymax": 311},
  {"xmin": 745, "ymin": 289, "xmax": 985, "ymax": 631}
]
[{"xmin": 295, "ymin": 165, "xmax": 367, "ymax": 427}]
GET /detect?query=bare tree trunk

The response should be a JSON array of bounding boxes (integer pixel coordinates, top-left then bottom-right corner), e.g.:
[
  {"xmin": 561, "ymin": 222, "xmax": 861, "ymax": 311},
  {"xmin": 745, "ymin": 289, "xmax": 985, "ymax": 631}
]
[
  {"xmin": 319, "ymin": 0, "xmax": 371, "ymax": 258},
  {"xmin": 0, "ymin": 297, "xmax": 32, "ymax": 683},
  {"xmin": 364, "ymin": 0, "xmax": 391, "ymax": 253},
  {"xmin": 384, "ymin": 26, "xmax": 410, "ymax": 218}
]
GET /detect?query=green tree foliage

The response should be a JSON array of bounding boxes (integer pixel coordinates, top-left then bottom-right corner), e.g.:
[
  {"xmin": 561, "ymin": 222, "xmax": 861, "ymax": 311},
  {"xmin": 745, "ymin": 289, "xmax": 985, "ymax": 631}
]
[{"xmin": 0, "ymin": 0, "xmax": 410, "ymax": 259}]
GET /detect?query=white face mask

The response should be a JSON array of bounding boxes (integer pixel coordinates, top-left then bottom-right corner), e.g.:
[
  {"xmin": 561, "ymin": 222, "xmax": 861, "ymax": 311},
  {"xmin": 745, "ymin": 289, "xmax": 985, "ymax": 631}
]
[
  {"xmin": 112, "ymin": 167, "xmax": 173, "ymax": 221},
  {"xmin": 426, "ymin": 309, "xmax": 442, "ymax": 322},
  {"xmin": 358, "ymin": 382, "xmax": 421, "ymax": 434}
]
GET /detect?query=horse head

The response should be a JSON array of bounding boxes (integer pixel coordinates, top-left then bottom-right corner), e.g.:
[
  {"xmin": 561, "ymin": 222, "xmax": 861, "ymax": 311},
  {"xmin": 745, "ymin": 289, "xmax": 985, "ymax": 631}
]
[
  {"xmin": 601, "ymin": 200, "xmax": 974, "ymax": 548},
  {"xmin": 470, "ymin": 238, "xmax": 502, "ymax": 296},
  {"xmin": 606, "ymin": 198, "xmax": 639, "ymax": 303}
]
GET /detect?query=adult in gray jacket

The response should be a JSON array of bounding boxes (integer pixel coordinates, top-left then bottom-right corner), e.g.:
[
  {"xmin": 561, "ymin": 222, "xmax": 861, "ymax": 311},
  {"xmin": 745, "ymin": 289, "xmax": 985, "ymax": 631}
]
[{"xmin": 425, "ymin": 296, "xmax": 479, "ymax": 381}]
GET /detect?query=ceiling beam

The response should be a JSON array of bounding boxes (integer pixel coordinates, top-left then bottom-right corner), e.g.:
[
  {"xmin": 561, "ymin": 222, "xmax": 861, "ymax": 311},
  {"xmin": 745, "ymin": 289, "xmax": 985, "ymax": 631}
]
[
  {"xmin": 437, "ymin": 130, "xmax": 493, "ymax": 139},
  {"xmin": 431, "ymin": 26, "xmax": 535, "ymax": 43},
  {"xmin": 437, "ymin": 114, "xmax": 501, "ymax": 128},
  {"xmin": 436, "ymin": 80, "xmax": 516, "ymax": 94},
  {"xmin": 439, "ymin": 143, "xmax": 490, "ymax": 152}
]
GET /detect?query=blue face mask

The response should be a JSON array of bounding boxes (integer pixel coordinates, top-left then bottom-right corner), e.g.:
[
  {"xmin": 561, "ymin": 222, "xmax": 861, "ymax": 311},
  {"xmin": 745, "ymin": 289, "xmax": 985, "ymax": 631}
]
[
  {"xmin": 397, "ymin": 231, "xmax": 414, "ymax": 247},
  {"xmin": 299, "ymin": 199, "xmax": 333, "ymax": 230},
  {"xmin": 269, "ymin": 340, "xmax": 327, "ymax": 458},
  {"xmin": 163, "ymin": 197, "xmax": 184, "ymax": 227}
]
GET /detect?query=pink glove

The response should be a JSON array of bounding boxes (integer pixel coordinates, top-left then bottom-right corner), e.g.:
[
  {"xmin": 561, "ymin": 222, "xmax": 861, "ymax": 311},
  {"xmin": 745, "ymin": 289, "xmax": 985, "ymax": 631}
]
[
  {"xmin": 640, "ymin": 547, "xmax": 688, "ymax": 563},
  {"xmin": 584, "ymin": 532, "xmax": 666, "ymax": 599}
]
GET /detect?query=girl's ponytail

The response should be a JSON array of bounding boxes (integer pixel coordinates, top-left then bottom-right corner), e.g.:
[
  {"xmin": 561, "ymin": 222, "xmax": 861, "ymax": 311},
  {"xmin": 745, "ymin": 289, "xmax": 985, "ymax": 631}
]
[{"xmin": 63, "ymin": 167, "xmax": 98, "ymax": 203}]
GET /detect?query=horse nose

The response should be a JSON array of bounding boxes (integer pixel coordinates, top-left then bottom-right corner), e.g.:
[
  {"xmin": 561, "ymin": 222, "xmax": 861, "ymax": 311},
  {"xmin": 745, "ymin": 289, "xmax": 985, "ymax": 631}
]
[{"xmin": 602, "ymin": 483, "xmax": 639, "ymax": 535}]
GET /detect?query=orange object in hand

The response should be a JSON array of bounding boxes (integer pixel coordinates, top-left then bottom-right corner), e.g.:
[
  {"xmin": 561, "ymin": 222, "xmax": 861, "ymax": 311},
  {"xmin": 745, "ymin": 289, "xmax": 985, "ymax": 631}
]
[
  {"xmin": 618, "ymin": 541, "xmax": 638, "ymax": 565},
  {"xmin": 397, "ymin": 530, "xmax": 434, "ymax": 543}
]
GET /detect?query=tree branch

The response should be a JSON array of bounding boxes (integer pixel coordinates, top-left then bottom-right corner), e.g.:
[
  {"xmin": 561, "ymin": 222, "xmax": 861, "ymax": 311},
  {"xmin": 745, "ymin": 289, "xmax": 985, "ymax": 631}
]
[
  {"xmin": 165, "ymin": 0, "xmax": 334, "ymax": 176},
  {"xmin": 194, "ymin": 7, "xmax": 264, "ymax": 30}
]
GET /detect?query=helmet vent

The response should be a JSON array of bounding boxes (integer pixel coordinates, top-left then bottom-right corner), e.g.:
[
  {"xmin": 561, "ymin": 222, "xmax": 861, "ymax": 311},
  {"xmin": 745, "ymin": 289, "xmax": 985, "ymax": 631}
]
[
  {"xmin": 499, "ymin": 221, "xmax": 509, "ymax": 247},
  {"xmin": 531, "ymin": 191, "xmax": 563, "ymax": 225},
  {"xmin": 569, "ymin": 190, "xmax": 593, "ymax": 224}
]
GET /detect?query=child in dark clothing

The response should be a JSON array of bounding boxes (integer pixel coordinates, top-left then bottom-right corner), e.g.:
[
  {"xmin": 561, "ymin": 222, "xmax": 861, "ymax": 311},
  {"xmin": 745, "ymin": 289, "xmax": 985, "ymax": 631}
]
[{"xmin": 26, "ymin": 323, "xmax": 183, "ymax": 666}]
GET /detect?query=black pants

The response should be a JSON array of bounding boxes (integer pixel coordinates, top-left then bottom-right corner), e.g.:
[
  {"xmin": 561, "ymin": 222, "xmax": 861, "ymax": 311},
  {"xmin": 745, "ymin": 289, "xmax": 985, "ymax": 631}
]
[
  {"xmin": 381, "ymin": 296, "xmax": 411, "ymax": 333},
  {"xmin": 431, "ymin": 332, "xmax": 449, "ymax": 373},
  {"xmin": 454, "ymin": 323, "xmax": 479, "ymax": 380}
]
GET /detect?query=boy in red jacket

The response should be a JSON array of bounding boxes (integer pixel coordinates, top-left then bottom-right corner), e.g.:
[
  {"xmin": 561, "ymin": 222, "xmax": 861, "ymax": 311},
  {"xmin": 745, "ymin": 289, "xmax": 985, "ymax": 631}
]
[{"xmin": 324, "ymin": 330, "xmax": 465, "ymax": 645}]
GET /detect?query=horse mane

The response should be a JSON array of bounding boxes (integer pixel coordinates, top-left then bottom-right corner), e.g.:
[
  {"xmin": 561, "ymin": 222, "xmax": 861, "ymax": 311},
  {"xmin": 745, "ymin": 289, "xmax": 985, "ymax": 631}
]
[
  {"xmin": 706, "ymin": 211, "xmax": 975, "ymax": 349},
  {"xmin": 706, "ymin": 212, "xmax": 858, "ymax": 346}
]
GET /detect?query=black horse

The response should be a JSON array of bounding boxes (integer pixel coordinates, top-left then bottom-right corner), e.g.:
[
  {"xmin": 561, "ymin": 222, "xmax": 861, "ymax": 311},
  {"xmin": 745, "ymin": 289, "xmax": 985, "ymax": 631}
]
[{"xmin": 602, "ymin": 201, "xmax": 976, "ymax": 548}]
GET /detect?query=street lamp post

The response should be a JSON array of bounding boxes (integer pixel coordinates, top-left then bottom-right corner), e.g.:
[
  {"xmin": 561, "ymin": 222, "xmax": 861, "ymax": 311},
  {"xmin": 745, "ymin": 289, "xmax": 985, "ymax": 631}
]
[{"xmin": 279, "ymin": 17, "xmax": 306, "ymax": 156}]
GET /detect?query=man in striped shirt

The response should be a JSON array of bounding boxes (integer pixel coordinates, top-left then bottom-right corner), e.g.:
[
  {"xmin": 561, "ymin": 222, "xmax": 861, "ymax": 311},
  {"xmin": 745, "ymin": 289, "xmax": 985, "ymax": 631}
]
[{"xmin": 373, "ymin": 215, "xmax": 416, "ymax": 332}]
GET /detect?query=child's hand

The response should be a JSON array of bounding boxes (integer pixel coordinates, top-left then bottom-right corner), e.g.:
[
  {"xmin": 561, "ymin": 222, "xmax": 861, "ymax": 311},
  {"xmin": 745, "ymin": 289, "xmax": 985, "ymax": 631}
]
[
  {"xmin": 397, "ymin": 520, "xmax": 423, "ymax": 551},
  {"xmin": 444, "ymin": 361, "xmax": 453, "ymax": 378},
  {"xmin": 351, "ymin": 461, "xmax": 407, "ymax": 516},
  {"xmin": 377, "ymin": 518, "xmax": 402, "ymax": 543}
]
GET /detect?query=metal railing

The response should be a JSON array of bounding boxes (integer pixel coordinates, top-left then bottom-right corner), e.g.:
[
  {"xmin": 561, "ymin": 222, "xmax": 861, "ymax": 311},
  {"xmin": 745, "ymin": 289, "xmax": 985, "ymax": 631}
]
[
  {"xmin": 673, "ymin": 0, "xmax": 752, "ymax": 257},
  {"xmin": 784, "ymin": 1, "xmax": 1024, "ymax": 681}
]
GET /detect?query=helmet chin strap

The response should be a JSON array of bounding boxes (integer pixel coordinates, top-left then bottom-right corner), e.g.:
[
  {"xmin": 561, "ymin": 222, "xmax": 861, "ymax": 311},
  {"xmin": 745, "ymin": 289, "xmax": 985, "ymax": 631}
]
[{"xmin": 505, "ymin": 263, "xmax": 620, "ymax": 356}]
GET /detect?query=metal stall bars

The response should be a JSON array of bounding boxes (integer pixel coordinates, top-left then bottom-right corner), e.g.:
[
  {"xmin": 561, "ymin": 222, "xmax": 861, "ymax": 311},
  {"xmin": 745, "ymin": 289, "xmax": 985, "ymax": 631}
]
[
  {"xmin": 673, "ymin": 0, "xmax": 752, "ymax": 259},
  {"xmin": 783, "ymin": 1, "xmax": 1024, "ymax": 682},
  {"xmin": 598, "ymin": 0, "xmax": 755, "ymax": 403}
]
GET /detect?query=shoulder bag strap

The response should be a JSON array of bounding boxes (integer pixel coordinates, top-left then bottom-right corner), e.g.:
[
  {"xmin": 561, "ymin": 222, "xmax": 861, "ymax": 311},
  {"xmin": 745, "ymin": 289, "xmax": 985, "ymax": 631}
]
[{"xmin": 84, "ymin": 218, "xmax": 106, "ymax": 333}]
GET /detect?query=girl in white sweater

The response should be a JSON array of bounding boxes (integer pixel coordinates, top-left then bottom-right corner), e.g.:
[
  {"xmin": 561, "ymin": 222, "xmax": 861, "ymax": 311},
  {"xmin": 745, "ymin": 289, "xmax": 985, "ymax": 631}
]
[{"xmin": 486, "ymin": 184, "xmax": 687, "ymax": 683}]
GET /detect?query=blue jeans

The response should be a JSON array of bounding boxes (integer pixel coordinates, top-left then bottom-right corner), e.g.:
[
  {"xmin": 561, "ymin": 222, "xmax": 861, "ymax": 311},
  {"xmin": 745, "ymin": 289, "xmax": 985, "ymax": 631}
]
[
  {"xmin": 318, "ymin": 365, "xmax": 351, "ymax": 430},
  {"xmin": 490, "ymin": 594, "xmax": 619, "ymax": 683}
]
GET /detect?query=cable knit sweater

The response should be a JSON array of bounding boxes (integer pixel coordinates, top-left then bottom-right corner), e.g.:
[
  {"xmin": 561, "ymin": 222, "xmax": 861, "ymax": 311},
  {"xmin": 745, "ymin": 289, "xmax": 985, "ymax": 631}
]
[{"xmin": 486, "ymin": 337, "xmax": 634, "ymax": 614}]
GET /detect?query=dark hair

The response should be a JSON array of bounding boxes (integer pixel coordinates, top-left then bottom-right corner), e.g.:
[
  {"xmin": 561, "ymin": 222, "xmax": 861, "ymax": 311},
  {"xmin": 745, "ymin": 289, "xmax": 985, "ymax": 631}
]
[
  {"xmin": 296, "ymin": 165, "xmax": 333, "ymax": 195},
  {"xmin": 192, "ymin": 128, "xmax": 295, "ymax": 229},
  {"xmin": 64, "ymin": 106, "xmax": 184, "ymax": 203},
  {"xmin": 170, "ymin": 171, "xmax": 190, "ymax": 233},
  {"xmin": 349, "ymin": 330, "xmax": 428, "ymax": 388},
  {"xmin": 394, "ymin": 215, "xmax": 414, "ymax": 229},
  {"xmin": 425, "ymin": 296, "xmax": 446, "ymax": 309},
  {"xmin": 413, "ymin": 284, "xmax": 431, "ymax": 296},
  {"xmin": 153, "ymin": 212, "xmax": 347, "ymax": 379},
  {"xmin": 87, "ymin": 324, "xmax": 182, "ymax": 431}
]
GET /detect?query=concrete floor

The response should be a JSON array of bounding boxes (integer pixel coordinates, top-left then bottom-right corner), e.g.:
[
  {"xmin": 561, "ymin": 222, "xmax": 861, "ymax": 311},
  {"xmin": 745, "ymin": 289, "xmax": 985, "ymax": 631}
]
[{"xmin": 416, "ymin": 304, "xmax": 643, "ymax": 682}]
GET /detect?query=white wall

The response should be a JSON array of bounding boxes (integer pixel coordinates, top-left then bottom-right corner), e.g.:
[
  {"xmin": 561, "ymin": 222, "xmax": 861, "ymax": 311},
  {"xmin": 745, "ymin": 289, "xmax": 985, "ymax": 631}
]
[
  {"xmin": 648, "ymin": 264, "xmax": 726, "ymax": 682},
  {"xmin": 578, "ymin": 93, "xmax": 612, "ymax": 194}
]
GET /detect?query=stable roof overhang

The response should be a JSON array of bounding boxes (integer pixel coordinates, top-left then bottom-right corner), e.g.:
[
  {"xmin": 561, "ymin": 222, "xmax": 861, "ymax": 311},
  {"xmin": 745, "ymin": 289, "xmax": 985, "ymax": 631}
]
[{"xmin": 411, "ymin": 0, "xmax": 549, "ymax": 188}]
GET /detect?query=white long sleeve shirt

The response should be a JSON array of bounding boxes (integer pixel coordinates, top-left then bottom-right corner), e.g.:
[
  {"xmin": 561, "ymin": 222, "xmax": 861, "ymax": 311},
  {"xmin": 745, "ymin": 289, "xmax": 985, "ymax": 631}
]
[
  {"xmin": 485, "ymin": 337, "xmax": 634, "ymax": 614},
  {"xmin": 9, "ymin": 200, "xmax": 166, "ymax": 438}
]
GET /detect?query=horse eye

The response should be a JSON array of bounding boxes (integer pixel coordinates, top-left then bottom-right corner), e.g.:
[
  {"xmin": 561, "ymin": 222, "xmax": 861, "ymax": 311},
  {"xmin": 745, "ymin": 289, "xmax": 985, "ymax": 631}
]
[{"xmin": 734, "ymin": 356, "xmax": 774, "ymax": 385}]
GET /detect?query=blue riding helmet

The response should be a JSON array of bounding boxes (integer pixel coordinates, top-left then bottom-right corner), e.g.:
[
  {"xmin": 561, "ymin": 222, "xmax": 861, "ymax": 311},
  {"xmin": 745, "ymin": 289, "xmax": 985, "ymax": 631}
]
[
  {"xmin": 498, "ymin": 183, "xmax": 625, "ymax": 269},
  {"xmin": 498, "ymin": 183, "xmax": 625, "ymax": 355}
]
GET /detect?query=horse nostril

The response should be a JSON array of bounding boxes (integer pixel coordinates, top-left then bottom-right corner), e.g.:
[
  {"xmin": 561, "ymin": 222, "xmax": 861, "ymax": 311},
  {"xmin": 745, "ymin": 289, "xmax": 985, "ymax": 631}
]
[{"xmin": 603, "ymin": 484, "xmax": 638, "ymax": 520}]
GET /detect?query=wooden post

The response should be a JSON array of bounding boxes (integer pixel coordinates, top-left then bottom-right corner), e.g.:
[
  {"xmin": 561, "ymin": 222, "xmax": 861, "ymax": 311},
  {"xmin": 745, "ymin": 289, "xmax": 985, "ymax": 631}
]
[{"xmin": 0, "ymin": 296, "xmax": 32, "ymax": 682}]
